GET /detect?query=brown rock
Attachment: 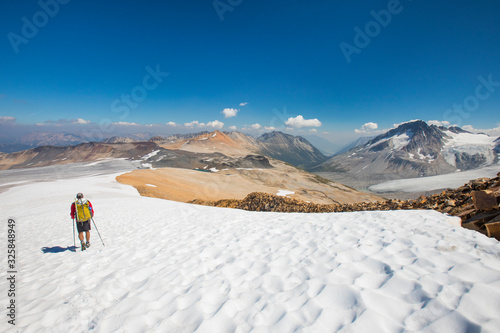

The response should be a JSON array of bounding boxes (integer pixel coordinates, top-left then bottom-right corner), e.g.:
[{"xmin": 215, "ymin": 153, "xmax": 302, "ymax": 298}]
[
  {"xmin": 472, "ymin": 191, "xmax": 498, "ymax": 211},
  {"xmin": 486, "ymin": 222, "xmax": 500, "ymax": 240},
  {"xmin": 456, "ymin": 208, "xmax": 475, "ymax": 220},
  {"xmin": 445, "ymin": 199, "xmax": 456, "ymax": 207},
  {"xmin": 441, "ymin": 206, "xmax": 453, "ymax": 214}
]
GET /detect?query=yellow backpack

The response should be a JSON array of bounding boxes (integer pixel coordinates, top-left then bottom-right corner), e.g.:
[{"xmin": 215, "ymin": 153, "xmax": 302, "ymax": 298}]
[{"xmin": 75, "ymin": 199, "xmax": 92, "ymax": 222}]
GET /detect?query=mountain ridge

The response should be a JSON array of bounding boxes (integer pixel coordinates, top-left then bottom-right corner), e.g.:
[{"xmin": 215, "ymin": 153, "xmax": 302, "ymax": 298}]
[{"xmin": 315, "ymin": 120, "xmax": 499, "ymax": 188}]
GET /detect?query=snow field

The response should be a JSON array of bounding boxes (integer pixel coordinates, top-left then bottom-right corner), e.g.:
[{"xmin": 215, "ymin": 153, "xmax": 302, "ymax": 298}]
[
  {"xmin": 369, "ymin": 163, "xmax": 500, "ymax": 193},
  {"xmin": 1, "ymin": 172, "xmax": 500, "ymax": 332}
]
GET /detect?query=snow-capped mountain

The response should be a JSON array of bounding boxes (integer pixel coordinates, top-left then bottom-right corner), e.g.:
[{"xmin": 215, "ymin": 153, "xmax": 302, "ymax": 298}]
[{"xmin": 315, "ymin": 120, "xmax": 499, "ymax": 184}]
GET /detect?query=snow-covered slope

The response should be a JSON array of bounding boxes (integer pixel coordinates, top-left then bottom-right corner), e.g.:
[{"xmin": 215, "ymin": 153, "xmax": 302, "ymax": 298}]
[
  {"xmin": 369, "ymin": 164, "xmax": 500, "ymax": 193},
  {"xmin": 1, "ymin": 167, "xmax": 500, "ymax": 332}
]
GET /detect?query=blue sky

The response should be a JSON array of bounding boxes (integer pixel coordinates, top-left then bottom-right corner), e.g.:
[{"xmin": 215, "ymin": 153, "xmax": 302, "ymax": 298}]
[{"xmin": 1, "ymin": 0, "xmax": 499, "ymax": 145}]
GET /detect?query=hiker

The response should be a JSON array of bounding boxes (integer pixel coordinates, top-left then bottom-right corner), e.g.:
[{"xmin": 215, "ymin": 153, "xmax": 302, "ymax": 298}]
[{"xmin": 71, "ymin": 192, "xmax": 94, "ymax": 251}]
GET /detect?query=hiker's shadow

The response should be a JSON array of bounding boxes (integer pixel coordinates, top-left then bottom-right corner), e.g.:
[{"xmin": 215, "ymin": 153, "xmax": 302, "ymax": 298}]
[{"xmin": 41, "ymin": 246, "xmax": 77, "ymax": 253}]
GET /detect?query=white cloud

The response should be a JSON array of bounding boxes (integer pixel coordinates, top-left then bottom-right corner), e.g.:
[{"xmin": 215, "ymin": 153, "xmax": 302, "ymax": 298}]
[
  {"xmin": 207, "ymin": 120, "xmax": 224, "ymax": 129},
  {"xmin": 73, "ymin": 118, "xmax": 91, "ymax": 124},
  {"xmin": 355, "ymin": 122, "xmax": 378, "ymax": 133},
  {"xmin": 228, "ymin": 125, "xmax": 237, "ymax": 130},
  {"xmin": 250, "ymin": 123, "xmax": 261, "ymax": 130},
  {"xmin": 184, "ymin": 120, "xmax": 224, "ymax": 129},
  {"xmin": 0, "ymin": 116, "xmax": 16, "ymax": 124},
  {"xmin": 285, "ymin": 115, "xmax": 322, "ymax": 128},
  {"xmin": 113, "ymin": 122, "xmax": 138, "ymax": 126},
  {"xmin": 461, "ymin": 125, "xmax": 500, "ymax": 137},
  {"xmin": 33, "ymin": 118, "xmax": 92, "ymax": 126},
  {"xmin": 166, "ymin": 121, "xmax": 177, "ymax": 126},
  {"xmin": 239, "ymin": 102, "xmax": 248, "ymax": 106},
  {"xmin": 428, "ymin": 120, "xmax": 451, "ymax": 127},
  {"xmin": 264, "ymin": 126, "xmax": 276, "ymax": 131},
  {"xmin": 309, "ymin": 129, "xmax": 318, "ymax": 133},
  {"xmin": 222, "ymin": 108, "xmax": 238, "ymax": 118},
  {"xmin": 184, "ymin": 120, "xmax": 204, "ymax": 128}
]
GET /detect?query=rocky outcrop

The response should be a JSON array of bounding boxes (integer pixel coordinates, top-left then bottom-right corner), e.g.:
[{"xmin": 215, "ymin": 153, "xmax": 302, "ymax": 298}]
[{"xmin": 207, "ymin": 172, "xmax": 500, "ymax": 240}]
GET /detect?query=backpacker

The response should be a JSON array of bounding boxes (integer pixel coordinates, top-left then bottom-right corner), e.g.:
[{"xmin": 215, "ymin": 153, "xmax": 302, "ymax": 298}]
[{"xmin": 75, "ymin": 199, "xmax": 92, "ymax": 222}]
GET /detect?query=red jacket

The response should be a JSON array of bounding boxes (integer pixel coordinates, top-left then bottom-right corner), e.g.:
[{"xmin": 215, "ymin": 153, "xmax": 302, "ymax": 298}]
[{"xmin": 71, "ymin": 200, "xmax": 94, "ymax": 220}]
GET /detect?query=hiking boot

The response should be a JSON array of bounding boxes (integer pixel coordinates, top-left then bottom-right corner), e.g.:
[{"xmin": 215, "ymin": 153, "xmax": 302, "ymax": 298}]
[
  {"xmin": 86, "ymin": 242, "xmax": 91, "ymax": 248},
  {"xmin": 81, "ymin": 241, "xmax": 86, "ymax": 251}
]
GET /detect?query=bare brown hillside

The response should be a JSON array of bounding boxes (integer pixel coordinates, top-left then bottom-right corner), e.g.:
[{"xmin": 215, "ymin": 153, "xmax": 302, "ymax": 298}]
[{"xmin": 116, "ymin": 159, "xmax": 382, "ymax": 205}]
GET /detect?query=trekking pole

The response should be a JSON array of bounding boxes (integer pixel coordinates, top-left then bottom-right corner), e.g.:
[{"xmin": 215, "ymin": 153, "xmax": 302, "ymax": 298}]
[
  {"xmin": 91, "ymin": 217, "xmax": 105, "ymax": 247},
  {"xmin": 72, "ymin": 218, "xmax": 76, "ymax": 251}
]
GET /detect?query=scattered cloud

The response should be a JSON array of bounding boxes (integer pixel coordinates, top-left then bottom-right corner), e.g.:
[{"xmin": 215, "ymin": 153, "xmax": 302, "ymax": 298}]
[
  {"xmin": 222, "ymin": 108, "xmax": 238, "ymax": 118},
  {"xmin": 112, "ymin": 122, "xmax": 138, "ymax": 126},
  {"xmin": 184, "ymin": 120, "xmax": 224, "ymax": 129},
  {"xmin": 285, "ymin": 115, "xmax": 322, "ymax": 128},
  {"xmin": 34, "ymin": 118, "xmax": 93, "ymax": 126},
  {"xmin": 185, "ymin": 120, "xmax": 204, "ymax": 128},
  {"xmin": 309, "ymin": 129, "xmax": 318, "ymax": 133},
  {"xmin": 355, "ymin": 122, "xmax": 378, "ymax": 133},
  {"xmin": 74, "ymin": 118, "xmax": 91, "ymax": 124},
  {"xmin": 166, "ymin": 121, "xmax": 177, "ymax": 126},
  {"xmin": 228, "ymin": 125, "xmax": 237, "ymax": 130},
  {"xmin": 462, "ymin": 124, "xmax": 500, "ymax": 137},
  {"xmin": 239, "ymin": 102, "xmax": 248, "ymax": 106},
  {"xmin": 264, "ymin": 126, "xmax": 276, "ymax": 131},
  {"xmin": 250, "ymin": 123, "xmax": 261, "ymax": 130},
  {"xmin": 0, "ymin": 116, "xmax": 16, "ymax": 124},
  {"xmin": 207, "ymin": 120, "xmax": 224, "ymax": 129},
  {"xmin": 428, "ymin": 120, "xmax": 451, "ymax": 127}
]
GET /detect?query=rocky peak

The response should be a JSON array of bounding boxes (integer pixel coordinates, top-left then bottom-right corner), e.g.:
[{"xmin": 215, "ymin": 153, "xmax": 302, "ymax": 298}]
[{"xmin": 256, "ymin": 131, "xmax": 327, "ymax": 168}]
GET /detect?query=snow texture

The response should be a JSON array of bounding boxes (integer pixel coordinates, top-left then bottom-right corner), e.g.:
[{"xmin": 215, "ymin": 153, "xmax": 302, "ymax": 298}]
[
  {"xmin": 142, "ymin": 150, "xmax": 161, "ymax": 160},
  {"xmin": 442, "ymin": 131, "xmax": 496, "ymax": 167},
  {"xmin": 276, "ymin": 190, "xmax": 295, "ymax": 197},
  {"xmin": 392, "ymin": 132, "xmax": 411, "ymax": 150},
  {"xmin": 1, "ymin": 166, "xmax": 500, "ymax": 332}
]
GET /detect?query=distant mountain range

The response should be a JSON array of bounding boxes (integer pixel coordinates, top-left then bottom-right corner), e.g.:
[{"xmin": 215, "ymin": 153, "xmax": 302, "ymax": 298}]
[
  {"xmin": 1, "ymin": 122, "xmax": 498, "ymax": 191},
  {"xmin": 0, "ymin": 132, "xmax": 157, "ymax": 153},
  {"xmin": 314, "ymin": 120, "xmax": 499, "ymax": 186},
  {"xmin": 148, "ymin": 130, "xmax": 327, "ymax": 169}
]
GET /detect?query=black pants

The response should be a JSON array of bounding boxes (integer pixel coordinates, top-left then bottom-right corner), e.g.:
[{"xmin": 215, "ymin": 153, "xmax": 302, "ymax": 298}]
[{"xmin": 76, "ymin": 220, "xmax": 91, "ymax": 233}]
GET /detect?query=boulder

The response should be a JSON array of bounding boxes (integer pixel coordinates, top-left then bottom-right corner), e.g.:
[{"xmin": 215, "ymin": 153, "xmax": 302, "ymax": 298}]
[
  {"xmin": 486, "ymin": 222, "xmax": 500, "ymax": 240},
  {"xmin": 472, "ymin": 191, "xmax": 498, "ymax": 211}
]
